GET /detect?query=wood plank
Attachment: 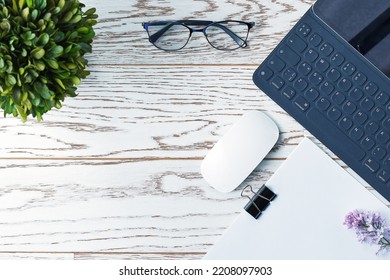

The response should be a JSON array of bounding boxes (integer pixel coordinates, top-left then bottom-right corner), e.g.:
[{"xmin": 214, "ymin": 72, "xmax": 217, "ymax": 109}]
[
  {"xmin": 0, "ymin": 253, "xmax": 73, "ymax": 260},
  {"xmin": 0, "ymin": 159, "xmax": 284, "ymax": 252},
  {"xmin": 1, "ymin": 66, "xmax": 304, "ymax": 158},
  {"xmin": 0, "ymin": 158, "xmax": 383, "ymax": 253},
  {"xmin": 0, "ymin": 160, "xmax": 262, "ymax": 252},
  {"xmin": 74, "ymin": 252, "xmax": 204, "ymax": 260},
  {"xmin": 82, "ymin": 0, "xmax": 314, "ymax": 65}
]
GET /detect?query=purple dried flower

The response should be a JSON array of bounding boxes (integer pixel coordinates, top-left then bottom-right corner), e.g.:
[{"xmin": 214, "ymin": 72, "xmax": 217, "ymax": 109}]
[{"xmin": 344, "ymin": 210, "xmax": 390, "ymax": 255}]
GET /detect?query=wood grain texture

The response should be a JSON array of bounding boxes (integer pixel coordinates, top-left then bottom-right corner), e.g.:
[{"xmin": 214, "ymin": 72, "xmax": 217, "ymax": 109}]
[
  {"xmin": 0, "ymin": 159, "xmax": 278, "ymax": 252},
  {"xmin": 0, "ymin": 66, "xmax": 304, "ymax": 158},
  {"xmin": 0, "ymin": 253, "xmax": 73, "ymax": 260},
  {"xmin": 82, "ymin": 0, "xmax": 314, "ymax": 65},
  {"xmin": 3, "ymin": 0, "xmax": 385, "ymax": 261},
  {"xmin": 74, "ymin": 252, "xmax": 204, "ymax": 260}
]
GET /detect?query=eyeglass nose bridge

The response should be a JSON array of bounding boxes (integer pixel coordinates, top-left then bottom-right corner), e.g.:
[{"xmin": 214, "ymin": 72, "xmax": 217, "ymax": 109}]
[{"xmin": 189, "ymin": 28, "xmax": 207, "ymax": 33}]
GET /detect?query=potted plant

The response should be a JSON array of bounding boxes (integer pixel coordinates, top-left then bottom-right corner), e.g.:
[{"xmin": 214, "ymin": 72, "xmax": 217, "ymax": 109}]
[{"xmin": 0, "ymin": 0, "xmax": 97, "ymax": 122}]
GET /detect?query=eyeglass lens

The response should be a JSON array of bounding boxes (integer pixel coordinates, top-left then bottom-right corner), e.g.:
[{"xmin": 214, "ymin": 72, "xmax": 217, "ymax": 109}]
[
  {"xmin": 205, "ymin": 21, "xmax": 249, "ymax": 50},
  {"xmin": 147, "ymin": 23, "xmax": 191, "ymax": 51}
]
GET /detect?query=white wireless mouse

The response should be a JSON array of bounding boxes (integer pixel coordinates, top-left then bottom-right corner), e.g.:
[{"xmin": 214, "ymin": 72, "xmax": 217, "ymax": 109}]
[{"xmin": 201, "ymin": 111, "xmax": 279, "ymax": 193}]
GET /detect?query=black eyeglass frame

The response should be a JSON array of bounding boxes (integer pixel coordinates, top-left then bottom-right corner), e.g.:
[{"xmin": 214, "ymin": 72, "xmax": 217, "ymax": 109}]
[{"xmin": 142, "ymin": 20, "xmax": 255, "ymax": 51}]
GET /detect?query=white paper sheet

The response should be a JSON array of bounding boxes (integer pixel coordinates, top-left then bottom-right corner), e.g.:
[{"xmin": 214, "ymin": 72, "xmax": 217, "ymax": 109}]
[{"xmin": 205, "ymin": 138, "xmax": 390, "ymax": 259}]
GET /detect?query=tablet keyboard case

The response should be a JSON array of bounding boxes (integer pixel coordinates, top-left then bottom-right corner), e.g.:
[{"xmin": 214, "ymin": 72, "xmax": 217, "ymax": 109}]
[{"xmin": 253, "ymin": 6, "xmax": 390, "ymax": 201}]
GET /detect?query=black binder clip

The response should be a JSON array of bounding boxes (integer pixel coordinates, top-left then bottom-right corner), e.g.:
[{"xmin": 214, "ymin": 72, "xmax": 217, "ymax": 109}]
[{"xmin": 241, "ymin": 185, "xmax": 276, "ymax": 219}]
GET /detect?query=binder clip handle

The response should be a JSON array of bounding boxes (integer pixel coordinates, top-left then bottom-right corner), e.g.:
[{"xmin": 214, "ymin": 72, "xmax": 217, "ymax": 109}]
[{"xmin": 241, "ymin": 185, "xmax": 276, "ymax": 219}]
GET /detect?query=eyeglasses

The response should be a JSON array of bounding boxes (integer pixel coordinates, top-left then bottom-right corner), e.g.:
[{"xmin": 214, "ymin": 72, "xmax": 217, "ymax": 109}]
[{"xmin": 142, "ymin": 20, "xmax": 255, "ymax": 51}]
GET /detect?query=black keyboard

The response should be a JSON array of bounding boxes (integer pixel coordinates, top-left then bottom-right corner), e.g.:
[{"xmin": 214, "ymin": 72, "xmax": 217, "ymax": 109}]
[{"xmin": 253, "ymin": 8, "xmax": 390, "ymax": 201}]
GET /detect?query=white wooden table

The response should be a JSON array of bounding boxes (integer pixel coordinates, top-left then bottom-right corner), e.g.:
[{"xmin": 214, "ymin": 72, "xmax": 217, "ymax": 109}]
[{"xmin": 1, "ymin": 0, "xmax": 386, "ymax": 260}]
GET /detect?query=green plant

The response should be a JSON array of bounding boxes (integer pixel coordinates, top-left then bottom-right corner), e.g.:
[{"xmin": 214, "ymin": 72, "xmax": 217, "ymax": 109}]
[{"xmin": 0, "ymin": 0, "xmax": 97, "ymax": 122}]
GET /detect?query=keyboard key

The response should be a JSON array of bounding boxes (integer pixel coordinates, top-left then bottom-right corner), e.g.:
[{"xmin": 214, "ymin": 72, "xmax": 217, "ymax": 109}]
[
  {"xmin": 278, "ymin": 45, "xmax": 300, "ymax": 66},
  {"xmin": 316, "ymin": 58, "xmax": 330, "ymax": 72},
  {"xmin": 319, "ymin": 43, "xmax": 333, "ymax": 56},
  {"xmin": 364, "ymin": 158, "xmax": 380, "ymax": 173},
  {"xmin": 361, "ymin": 136, "xmax": 376, "ymax": 150},
  {"xmin": 268, "ymin": 56, "xmax": 286, "ymax": 72},
  {"xmin": 283, "ymin": 68, "xmax": 297, "ymax": 82},
  {"xmin": 320, "ymin": 81, "xmax": 334, "ymax": 95},
  {"xmin": 309, "ymin": 33, "xmax": 322, "ymax": 46},
  {"xmin": 287, "ymin": 34, "xmax": 307, "ymax": 53},
  {"xmin": 305, "ymin": 48, "xmax": 318, "ymax": 62},
  {"xmin": 377, "ymin": 130, "xmax": 390, "ymax": 145},
  {"xmin": 361, "ymin": 97, "xmax": 375, "ymax": 112},
  {"xmin": 349, "ymin": 88, "xmax": 364, "ymax": 102},
  {"xmin": 378, "ymin": 170, "xmax": 390, "ymax": 183},
  {"xmin": 307, "ymin": 108, "xmax": 366, "ymax": 161},
  {"xmin": 338, "ymin": 78, "xmax": 352, "ymax": 91},
  {"xmin": 372, "ymin": 107, "xmax": 386, "ymax": 122},
  {"xmin": 366, "ymin": 121, "xmax": 379, "ymax": 135},
  {"xmin": 327, "ymin": 68, "xmax": 341, "ymax": 82},
  {"xmin": 294, "ymin": 78, "xmax": 308, "ymax": 91},
  {"xmin": 298, "ymin": 62, "xmax": 312, "ymax": 76},
  {"xmin": 316, "ymin": 97, "xmax": 330, "ymax": 111},
  {"xmin": 330, "ymin": 53, "xmax": 345, "ymax": 66},
  {"xmin": 364, "ymin": 82, "xmax": 378, "ymax": 96},
  {"xmin": 305, "ymin": 88, "xmax": 319, "ymax": 101},
  {"xmin": 297, "ymin": 23, "xmax": 311, "ymax": 37},
  {"xmin": 309, "ymin": 72, "xmax": 323, "ymax": 86},
  {"xmin": 339, "ymin": 117, "xmax": 353, "ymax": 131},
  {"xmin": 350, "ymin": 126, "xmax": 364, "ymax": 141},
  {"xmin": 332, "ymin": 91, "xmax": 346, "ymax": 105},
  {"xmin": 383, "ymin": 117, "xmax": 390, "ymax": 131},
  {"xmin": 282, "ymin": 86, "xmax": 296, "ymax": 100},
  {"xmin": 341, "ymin": 63, "xmax": 356, "ymax": 76},
  {"xmin": 372, "ymin": 146, "xmax": 387, "ymax": 160},
  {"xmin": 384, "ymin": 156, "xmax": 390, "ymax": 169},
  {"xmin": 352, "ymin": 72, "xmax": 367, "ymax": 85},
  {"xmin": 328, "ymin": 107, "xmax": 342, "ymax": 121},
  {"xmin": 343, "ymin": 101, "xmax": 357, "ymax": 115},
  {"xmin": 271, "ymin": 76, "xmax": 284, "ymax": 90},
  {"xmin": 258, "ymin": 67, "xmax": 273, "ymax": 81},
  {"xmin": 294, "ymin": 96, "xmax": 310, "ymax": 111},
  {"xmin": 376, "ymin": 92, "xmax": 390, "ymax": 106},
  {"xmin": 354, "ymin": 111, "xmax": 368, "ymax": 125}
]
